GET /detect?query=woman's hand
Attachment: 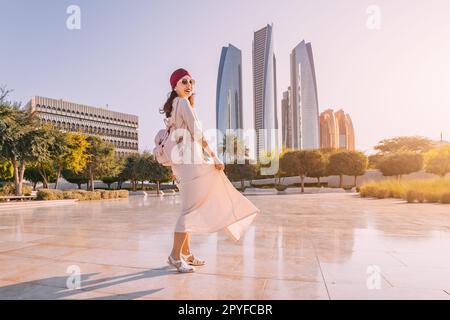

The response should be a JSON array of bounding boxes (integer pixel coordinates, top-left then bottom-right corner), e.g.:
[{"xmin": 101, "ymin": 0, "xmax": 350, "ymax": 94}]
[{"xmin": 213, "ymin": 156, "xmax": 224, "ymax": 171}]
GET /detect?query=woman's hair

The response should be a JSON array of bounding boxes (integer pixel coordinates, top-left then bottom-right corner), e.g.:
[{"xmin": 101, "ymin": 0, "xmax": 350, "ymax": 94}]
[{"xmin": 160, "ymin": 90, "xmax": 195, "ymax": 118}]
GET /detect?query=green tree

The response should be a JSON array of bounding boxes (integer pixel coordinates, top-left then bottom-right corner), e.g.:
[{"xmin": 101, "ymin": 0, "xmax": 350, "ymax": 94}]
[
  {"xmin": 368, "ymin": 154, "xmax": 384, "ymax": 169},
  {"xmin": 218, "ymin": 133, "xmax": 250, "ymax": 164},
  {"xmin": 377, "ymin": 152, "xmax": 423, "ymax": 181},
  {"xmin": 29, "ymin": 124, "xmax": 59, "ymax": 189},
  {"xmin": 424, "ymin": 145, "xmax": 450, "ymax": 177},
  {"xmin": 282, "ymin": 150, "xmax": 325, "ymax": 193},
  {"xmin": 0, "ymin": 87, "xmax": 40, "ymax": 195},
  {"xmin": 25, "ymin": 165, "xmax": 57, "ymax": 190},
  {"xmin": 62, "ymin": 168, "xmax": 89, "ymax": 189},
  {"xmin": 307, "ymin": 152, "xmax": 328, "ymax": 186},
  {"xmin": 0, "ymin": 160, "xmax": 14, "ymax": 182},
  {"xmin": 344, "ymin": 151, "xmax": 368, "ymax": 186},
  {"xmin": 219, "ymin": 133, "xmax": 256, "ymax": 191},
  {"xmin": 53, "ymin": 131, "xmax": 90, "ymax": 189},
  {"xmin": 327, "ymin": 151, "xmax": 367, "ymax": 188},
  {"xmin": 84, "ymin": 136, "xmax": 116, "ymax": 191},
  {"xmin": 147, "ymin": 154, "xmax": 172, "ymax": 195},
  {"xmin": 374, "ymin": 136, "xmax": 433, "ymax": 154},
  {"xmin": 278, "ymin": 149, "xmax": 297, "ymax": 185},
  {"xmin": 135, "ymin": 152, "xmax": 152, "ymax": 190},
  {"xmin": 101, "ymin": 155, "xmax": 125, "ymax": 189},
  {"xmin": 119, "ymin": 154, "xmax": 140, "ymax": 191},
  {"xmin": 224, "ymin": 160, "xmax": 257, "ymax": 191}
]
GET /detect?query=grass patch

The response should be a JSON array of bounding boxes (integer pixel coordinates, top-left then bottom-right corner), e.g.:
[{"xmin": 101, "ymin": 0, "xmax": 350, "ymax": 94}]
[{"xmin": 359, "ymin": 178, "xmax": 450, "ymax": 204}]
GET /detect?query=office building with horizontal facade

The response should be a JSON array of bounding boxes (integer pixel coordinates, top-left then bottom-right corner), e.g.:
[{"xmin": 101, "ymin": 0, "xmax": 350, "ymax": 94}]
[{"xmin": 27, "ymin": 96, "xmax": 139, "ymax": 157}]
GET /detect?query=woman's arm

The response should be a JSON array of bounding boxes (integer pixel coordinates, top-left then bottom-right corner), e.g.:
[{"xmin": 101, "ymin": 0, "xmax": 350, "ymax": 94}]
[{"xmin": 178, "ymin": 97, "xmax": 221, "ymax": 162}]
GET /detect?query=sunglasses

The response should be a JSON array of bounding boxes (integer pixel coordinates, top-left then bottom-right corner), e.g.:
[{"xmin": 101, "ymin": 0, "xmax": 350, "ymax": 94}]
[{"xmin": 179, "ymin": 78, "xmax": 195, "ymax": 86}]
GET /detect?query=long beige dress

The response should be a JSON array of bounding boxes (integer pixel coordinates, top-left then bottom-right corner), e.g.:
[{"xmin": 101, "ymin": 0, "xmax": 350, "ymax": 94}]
[{"xmin": 168, "ymin": 96, "xmax": 259, "ymax": 242}]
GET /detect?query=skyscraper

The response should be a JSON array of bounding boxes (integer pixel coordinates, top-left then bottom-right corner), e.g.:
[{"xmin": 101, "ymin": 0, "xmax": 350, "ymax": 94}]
[
  {"xmin": 320, "ymin": 108, "xmax": 355, "ymax": 150},
  {"xmin": 253, "ymin": 24, "xmax": 279, "ymax": 158},
  {"xmin": 319, "ymin": 109, "xmax": 339, "ymax": 149},
  {"xmin": 281, "ymin": 87, "xmax": 293, "ymax": 149},
  {"xmin": 290, "ymin": 40, "xmax": 320, "ymax": 149},
  {"xmin": 216, "ymin": 44, "xmax": 243, "ymax": 147},
  {"xmin": 335, "ymin": 109, "xmax": 355, "ymax": 150}
]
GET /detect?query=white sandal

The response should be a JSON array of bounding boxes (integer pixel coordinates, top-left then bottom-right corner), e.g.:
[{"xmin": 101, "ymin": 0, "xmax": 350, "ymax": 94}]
[
  {"xmin": 167, "ymin": 255, "xmax": 196, "ymax": 273},
  {"xmin": 182, "ymin": 253, "xmax": 206, "ymax": 266}
]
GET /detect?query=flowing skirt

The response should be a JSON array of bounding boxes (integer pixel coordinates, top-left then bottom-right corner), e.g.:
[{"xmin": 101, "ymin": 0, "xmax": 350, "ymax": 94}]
[{"xmin": 171, "ymin": 163, "xmax": 259, "ymax": 242}]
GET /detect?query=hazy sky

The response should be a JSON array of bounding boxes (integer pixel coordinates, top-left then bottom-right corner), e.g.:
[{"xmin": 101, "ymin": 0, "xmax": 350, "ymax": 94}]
[{"xmin": 1, "ymin": 0, "xmax": 449, "ymax": 154}]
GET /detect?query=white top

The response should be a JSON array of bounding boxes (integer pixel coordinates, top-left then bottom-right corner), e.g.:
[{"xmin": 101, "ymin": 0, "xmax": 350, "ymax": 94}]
[{"xmin": 168, "ymin": 97, "xmax": 215, "ymax": 164}]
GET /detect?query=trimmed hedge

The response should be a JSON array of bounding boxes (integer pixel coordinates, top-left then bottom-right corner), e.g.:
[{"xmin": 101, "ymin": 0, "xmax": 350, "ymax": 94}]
[
  {"xmin": 37, "ymin": 189, "xmax": 129, "ymax": 201},
  {"xmin": 0, "ymin": 183, "xmax": 32, "ymax": 196}
]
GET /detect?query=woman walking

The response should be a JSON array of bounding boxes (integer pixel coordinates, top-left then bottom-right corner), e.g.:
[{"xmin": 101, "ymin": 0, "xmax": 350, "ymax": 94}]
[{"xmin": 161, "ymin": 68, "xmax": 260, "ymax": 273}]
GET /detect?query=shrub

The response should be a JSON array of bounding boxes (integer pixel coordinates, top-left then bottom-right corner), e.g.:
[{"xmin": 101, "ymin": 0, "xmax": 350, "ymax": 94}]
[
  {"xmin": 416, "ymin": 191, "xmax": 425, "ymax": 203},
  {"xmin": 441, "ymin": 192, "xmax": 450, "ymax": 204},
  {"xmin": 360, "ymin": 178, "xmax": 450, "ymax": 204},
  {"xmin": 37, "ymin": 189, "xmax": 128, "ymax": 201},
  {"xmin": 359, "ymin": 184, "xmax": 376, "ymax": 198},
  {"xmin": 406, "ymin": 190, "xmax": 417, "ymax": 203},
  {"xmin": 424, "ymin": 192, "xmax": 441, "ymax": 203},
  {"xmin": 0, "ymin": 183, "xmax": 32, "ymax": 196},
  {"xmin": 118, "ymin": 190, "xmax": 129, "ymax": 198},
  {"xmin": 376, "ymin": 188, "xmax": 390, "ymax": 199},
  {"xmin": 63, "ymin": 190, "xmax": 85, "ymax": 200},
  {"xmin": 275, "ymin": 185, "xmax": 288, "ymax": 191},
  {"xmin": 37, "ymin": 189, "xmax": 64, "ymax": 200}
]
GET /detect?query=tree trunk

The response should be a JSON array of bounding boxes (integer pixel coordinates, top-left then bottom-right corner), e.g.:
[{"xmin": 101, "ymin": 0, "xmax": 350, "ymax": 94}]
[
  {"xmin": 38, "ymin": 166, "xmax": 49, "ymax": 189},
  {"xmin": 241, "ymin": 179, "xmax": 245, "ymax": 191},
  {"xmin": 54, "ymin": 165, "xmax": 62, "ymax": 189},
  {"xmin": 12, "ymin": 156, "xmax": 21, "ymax": 196},
  {"xmin": 300, "ymin": 175, "xmax": 305, "ymax": 193},
  {"xmin": 339, "ymin": 175, "xmax": 343, "ymax": 188},
  {"xmin": 77, "ymin": 183, "xmax": 82, "ymax": 190},
  {"xmin": 89, "ymin": 168, "xmax": 94, "ymax": 191},
  {"xmin": 354, "ymin": 176, "xmax": 357, "ymax": 187},
  {"xmin": 141, "ymin": 181, "xmax": 144, "ymax": 190},
  {"xmin": 33, "ymin": 182, "xmax": 37, "ymax": 191},
  {"xmin": 16, "ymin": 161, "xmax": 26, "ymax": 196},
  {"xmin": 132, "ymin": 180, "xmax": 136, "ymax": 192},
  {"xmin": 317, "ymin": 177, "xmax": 320, "ymax": 187},
  {"xmin": 156, "ymin": 181, "xmax": 160, "ymax": 195}
]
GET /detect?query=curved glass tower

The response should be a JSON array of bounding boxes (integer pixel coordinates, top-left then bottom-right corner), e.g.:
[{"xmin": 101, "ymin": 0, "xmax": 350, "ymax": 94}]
[
  {"xmin": 290, "ymin": 40, "xmax": 320, "ymax": 149},
  {"xmin": 216, "ymin": 44, "xmax": 243, "ymax": 144},
  {"xmin": 253, "ymin": 24, "xmax": 279, "ymax": 158}
]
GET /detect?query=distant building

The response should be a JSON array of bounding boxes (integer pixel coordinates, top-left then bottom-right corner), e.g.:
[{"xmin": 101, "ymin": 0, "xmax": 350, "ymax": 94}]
[
  {"xmin": 281, "ymin": 88, "xmax": 293, "ymax": 149},
  {"xmin": 253, "ymin": 24, "xmax": 279, "ymax": 158},
  {"xmin": 27, "ymin": 96, "xmax": 139, "ymax": 157},
  {"xmin": 320, "ymin": 109, "xmax": 355, "ymax": 150},
  {"xmin": 216, "ymin": 44, "xmax": 244, "ymax": 146},
  {"xmin": 290, "ymin": 40, "xmax": 320, "ymax": 149}
]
